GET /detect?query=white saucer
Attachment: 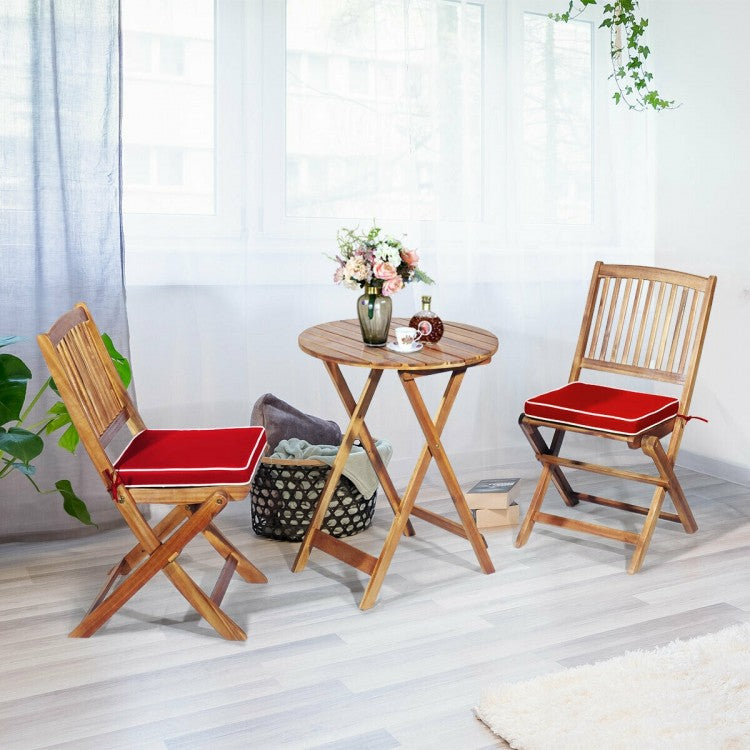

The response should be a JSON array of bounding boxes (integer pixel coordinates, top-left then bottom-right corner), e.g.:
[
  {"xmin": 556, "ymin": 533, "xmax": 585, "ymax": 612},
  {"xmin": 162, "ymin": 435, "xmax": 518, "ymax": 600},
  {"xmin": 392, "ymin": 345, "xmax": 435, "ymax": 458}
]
[{"xmin": 386, "ymin": 341, "xmax": 423, "ymax": 354}]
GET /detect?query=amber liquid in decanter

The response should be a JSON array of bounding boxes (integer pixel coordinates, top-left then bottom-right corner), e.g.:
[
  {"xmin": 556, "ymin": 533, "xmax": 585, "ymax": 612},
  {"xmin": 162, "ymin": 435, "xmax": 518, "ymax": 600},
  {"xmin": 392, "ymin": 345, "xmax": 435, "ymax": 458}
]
[{"xmin": 409, "ymin": 295, "xmax": 444, "ymax": 343}]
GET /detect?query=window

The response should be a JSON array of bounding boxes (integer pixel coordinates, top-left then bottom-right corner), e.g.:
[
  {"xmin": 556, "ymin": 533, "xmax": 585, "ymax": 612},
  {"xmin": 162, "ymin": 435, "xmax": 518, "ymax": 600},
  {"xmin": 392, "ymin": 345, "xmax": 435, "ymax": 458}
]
[
  {"xmin": 283, "ymin": 0, "xmax": 483, "ymax": 221},
  {"xmin": 520, "ymin": 12, "xmax": 593, "ymax": 225},
  {"xmin": 119, "ymin": 1, "xmax": 644, "ymax": 285},
  {"xmin": 121, "ymin": 0, "xmax": 214, "ymax": 215}
]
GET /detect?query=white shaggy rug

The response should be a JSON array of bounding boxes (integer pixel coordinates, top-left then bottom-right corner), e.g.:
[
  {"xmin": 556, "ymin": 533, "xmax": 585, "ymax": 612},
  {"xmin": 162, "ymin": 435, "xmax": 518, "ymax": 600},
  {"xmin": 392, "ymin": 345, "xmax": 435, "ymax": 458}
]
[{"xmin": 475, "ymin": 623, "xmax": 750, "ymax": 750}]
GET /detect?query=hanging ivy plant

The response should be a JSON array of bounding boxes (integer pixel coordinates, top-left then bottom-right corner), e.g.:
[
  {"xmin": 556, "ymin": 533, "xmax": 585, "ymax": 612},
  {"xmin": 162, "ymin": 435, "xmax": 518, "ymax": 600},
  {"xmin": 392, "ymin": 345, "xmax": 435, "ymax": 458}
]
[{"xmin": 550, "ymin": 0, "xmax": 677, "ymax": 111}]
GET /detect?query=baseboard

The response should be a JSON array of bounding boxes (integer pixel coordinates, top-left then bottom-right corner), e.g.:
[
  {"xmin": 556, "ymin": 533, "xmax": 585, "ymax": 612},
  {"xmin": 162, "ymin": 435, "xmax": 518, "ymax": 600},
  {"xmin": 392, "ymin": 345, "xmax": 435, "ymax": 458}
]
[
  {"xmin": 385, "ymin": 444, "xmax": 642, "ymax": 489},
  {"xmin": 386, "ymin": 445, "xmax": 750, "ymax": 491},
  {"xmin": 676, "ymin": 450, "xmax": 750, "ymax": 488}
]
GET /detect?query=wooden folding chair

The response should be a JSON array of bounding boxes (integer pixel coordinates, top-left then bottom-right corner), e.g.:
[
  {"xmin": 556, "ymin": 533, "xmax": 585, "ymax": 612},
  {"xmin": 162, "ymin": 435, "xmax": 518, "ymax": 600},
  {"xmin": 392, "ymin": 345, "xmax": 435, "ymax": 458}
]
[
  {"xmin": 515, "ymin": 262, "xmax": 716, "ymax": 573},
  {"xmin": 38, "ymin": 303, "xmax": 268, "ymax": 639}
]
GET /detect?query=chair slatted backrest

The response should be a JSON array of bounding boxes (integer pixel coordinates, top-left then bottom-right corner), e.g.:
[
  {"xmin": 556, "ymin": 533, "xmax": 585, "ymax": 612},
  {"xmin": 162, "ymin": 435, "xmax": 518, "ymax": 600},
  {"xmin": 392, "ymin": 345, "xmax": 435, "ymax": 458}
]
[
  {"xmin": 571, "ymin": 262, "xmax": 716, "ymax": 411},
  {"xmin": 38, "ymin": 303, "xmax": 145, "ymax": 484}
]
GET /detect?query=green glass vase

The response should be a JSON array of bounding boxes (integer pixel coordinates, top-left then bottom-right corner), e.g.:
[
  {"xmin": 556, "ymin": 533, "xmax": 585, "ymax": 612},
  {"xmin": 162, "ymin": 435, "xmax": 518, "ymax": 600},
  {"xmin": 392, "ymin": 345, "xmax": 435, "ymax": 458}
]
[{"xmin": 356, "ymin": 286, "xmax": 392, "ymax": 346}]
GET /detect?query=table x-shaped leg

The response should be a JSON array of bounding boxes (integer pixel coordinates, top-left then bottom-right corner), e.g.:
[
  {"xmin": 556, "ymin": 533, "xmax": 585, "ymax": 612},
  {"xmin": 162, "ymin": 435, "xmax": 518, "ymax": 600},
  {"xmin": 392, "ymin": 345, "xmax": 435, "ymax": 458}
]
[{"xmin": 292, "ymin": 362, "xmax": 495, "ymax": 611}]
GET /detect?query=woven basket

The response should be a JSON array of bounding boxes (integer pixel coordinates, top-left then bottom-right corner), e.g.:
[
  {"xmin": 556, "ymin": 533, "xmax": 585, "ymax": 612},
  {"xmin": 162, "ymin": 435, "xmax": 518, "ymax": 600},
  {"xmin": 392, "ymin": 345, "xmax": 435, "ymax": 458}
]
[{"xmin": 250, "ymin": 457, "xmax": 376, "ymax": 541}]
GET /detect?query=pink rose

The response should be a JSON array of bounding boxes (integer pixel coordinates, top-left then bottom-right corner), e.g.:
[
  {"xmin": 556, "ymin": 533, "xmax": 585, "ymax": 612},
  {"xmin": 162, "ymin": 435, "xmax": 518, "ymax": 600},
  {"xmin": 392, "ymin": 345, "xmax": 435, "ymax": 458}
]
[
  {"xmin": 381, "ymin": 276, "xmax": 404, "ymax": 296},
  {"xmin": 400, "ymin": 248, "xmax": 419, "ymax": 267},
  {"xmin": 373, "ymin": 261, "xmax": 398, "ymax": 280}
]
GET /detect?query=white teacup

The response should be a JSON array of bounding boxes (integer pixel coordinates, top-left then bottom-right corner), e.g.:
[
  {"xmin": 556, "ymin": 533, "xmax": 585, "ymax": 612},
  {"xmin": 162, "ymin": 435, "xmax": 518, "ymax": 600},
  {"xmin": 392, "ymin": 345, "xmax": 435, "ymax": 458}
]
[{"xmin": 394, "ymin": 326, "xmax": 423, "ymax": 350}]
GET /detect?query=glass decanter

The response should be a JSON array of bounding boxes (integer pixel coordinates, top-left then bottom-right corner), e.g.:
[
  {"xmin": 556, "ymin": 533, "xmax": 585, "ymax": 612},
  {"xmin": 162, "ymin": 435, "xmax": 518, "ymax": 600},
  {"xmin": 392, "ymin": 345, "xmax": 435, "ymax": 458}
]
[{"xmin": 409, "ymin": 295, "xmax": 444, "ymax": 343}]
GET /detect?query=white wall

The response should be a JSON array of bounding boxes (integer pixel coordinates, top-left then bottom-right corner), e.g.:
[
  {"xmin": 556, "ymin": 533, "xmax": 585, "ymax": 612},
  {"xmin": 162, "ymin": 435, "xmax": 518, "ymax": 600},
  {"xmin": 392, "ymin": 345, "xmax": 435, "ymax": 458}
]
[{"xmin": 650, "ymin": 0, "xmax": 750, "ymax": 483}]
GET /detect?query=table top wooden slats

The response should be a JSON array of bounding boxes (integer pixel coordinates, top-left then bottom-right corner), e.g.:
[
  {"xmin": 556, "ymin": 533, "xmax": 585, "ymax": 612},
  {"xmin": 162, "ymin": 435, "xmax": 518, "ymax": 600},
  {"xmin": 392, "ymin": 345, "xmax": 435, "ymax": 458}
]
[{"xmin": 299, "ymin": 318, "xmax": 498, "ymax": 371}]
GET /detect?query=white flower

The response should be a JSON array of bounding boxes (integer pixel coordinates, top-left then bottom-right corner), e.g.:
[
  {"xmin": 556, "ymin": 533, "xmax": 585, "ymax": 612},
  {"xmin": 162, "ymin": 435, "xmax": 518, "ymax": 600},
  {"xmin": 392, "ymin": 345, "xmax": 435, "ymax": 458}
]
[{"xmin": 374, "ymin": 242, "xmax": 400, "ymax": 266}]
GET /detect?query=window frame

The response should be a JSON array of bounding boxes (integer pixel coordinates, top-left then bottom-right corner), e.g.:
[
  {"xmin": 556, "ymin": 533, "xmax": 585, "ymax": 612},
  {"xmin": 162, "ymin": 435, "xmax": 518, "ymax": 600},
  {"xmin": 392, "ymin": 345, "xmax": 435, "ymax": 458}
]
[
  {"xmin": 123, "ymin": 0, "xmax": 244, "ymax": 244},
  {"xmin": 260, "ymin": 0, "xmax": 501, "ymax": 247}
]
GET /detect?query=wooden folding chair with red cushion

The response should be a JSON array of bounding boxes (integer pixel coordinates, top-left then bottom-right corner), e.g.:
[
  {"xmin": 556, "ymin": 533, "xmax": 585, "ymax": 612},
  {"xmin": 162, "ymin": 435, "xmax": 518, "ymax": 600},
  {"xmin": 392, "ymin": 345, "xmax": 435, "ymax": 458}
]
[
  {"xmin": 38, "ymin": 303, "xmax": 268, "ymax": 639},
  {"xmin": 516, "ymin": 262, "xmax": 716, "ymax": 573}
]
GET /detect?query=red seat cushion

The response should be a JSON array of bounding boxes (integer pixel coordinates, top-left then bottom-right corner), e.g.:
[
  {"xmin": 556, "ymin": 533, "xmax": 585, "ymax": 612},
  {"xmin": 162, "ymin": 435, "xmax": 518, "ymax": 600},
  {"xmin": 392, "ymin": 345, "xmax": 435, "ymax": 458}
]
[
  {"xmin": 114, "ymin": 426, "xmax": 267, "ymax": 487},
  {"xmin": 524, "ymin": 382, "xmax": 679, "ymax": 435}
]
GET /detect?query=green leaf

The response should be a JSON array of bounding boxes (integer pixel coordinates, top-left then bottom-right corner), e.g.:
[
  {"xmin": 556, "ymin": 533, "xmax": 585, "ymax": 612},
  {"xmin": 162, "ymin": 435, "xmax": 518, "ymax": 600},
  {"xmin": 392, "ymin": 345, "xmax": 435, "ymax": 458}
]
[
  {"xmin": 12, "ymin": 462, "xmax": 36, "ymax": 477},
  {"xmin": 57, "ymin": 424, "xmax": 80, "ymax": 454},
  {"xmin": 45, "ymin": 411, "xmax": 72, "ymax": 434},
  {"xmin": 0, "ymin": 353, "xmax": 32, "ymax": 425},
  {"xmin": 0, "ymin": 427, "xmax": 44, "ymax": 462},
  {"xmin": 55, "ymin": 479, "xmax": 95, "ymax": 526},
  {"xmin": 412, "ymin": 268, "xmax": 435, "ymax": 285},
  {"xmin": 47, "ymin": 401, "xmax": 68, "ymax": 415},
  {"xmin": 101, "ymin": 334, "xmax": 132, "ymax": 388}
]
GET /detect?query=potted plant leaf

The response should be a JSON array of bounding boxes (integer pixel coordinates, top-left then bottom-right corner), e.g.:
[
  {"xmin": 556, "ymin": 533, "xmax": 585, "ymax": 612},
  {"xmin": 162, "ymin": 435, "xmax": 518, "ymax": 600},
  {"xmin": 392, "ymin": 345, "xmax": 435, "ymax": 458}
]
[{"xmin": 0, "ymin": 334, "xmax": 131, "ymax": 526}]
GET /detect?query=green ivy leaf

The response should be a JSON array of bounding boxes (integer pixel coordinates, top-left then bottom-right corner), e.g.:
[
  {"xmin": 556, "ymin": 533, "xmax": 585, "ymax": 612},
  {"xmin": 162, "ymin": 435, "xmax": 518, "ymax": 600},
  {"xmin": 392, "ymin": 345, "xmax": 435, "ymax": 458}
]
[
  {"xmin": 551, "ymin": 0, "xmax": 677, "ymax": 111},
  {"xmin": 0, "ymin": 426, "xmax": 44, "ymax": 462},
  {"xmin": 0, "ymin": 353, "xmax": 32, "ymax": 425},
  {"xmin": 55, "ymin": 479, "xmax": 95, "ymax": 526},
  {"xmin": 57, "ymin": 424, "xmax": 80, "ymax": 454}
]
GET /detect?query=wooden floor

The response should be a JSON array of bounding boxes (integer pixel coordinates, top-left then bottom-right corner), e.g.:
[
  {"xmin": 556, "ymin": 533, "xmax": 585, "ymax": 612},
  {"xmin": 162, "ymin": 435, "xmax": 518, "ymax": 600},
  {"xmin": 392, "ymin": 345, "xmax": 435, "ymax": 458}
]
[{"xmin": 1, "ymin": 463, "xmax": 749, "ymax": 749}]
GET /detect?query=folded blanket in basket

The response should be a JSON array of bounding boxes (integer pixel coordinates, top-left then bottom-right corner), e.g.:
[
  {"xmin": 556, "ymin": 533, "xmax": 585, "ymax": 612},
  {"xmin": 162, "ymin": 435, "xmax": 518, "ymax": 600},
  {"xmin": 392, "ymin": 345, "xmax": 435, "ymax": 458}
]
[{"xmin": 270, "ymin": 437, "xmax": 392, "ymax": 499}]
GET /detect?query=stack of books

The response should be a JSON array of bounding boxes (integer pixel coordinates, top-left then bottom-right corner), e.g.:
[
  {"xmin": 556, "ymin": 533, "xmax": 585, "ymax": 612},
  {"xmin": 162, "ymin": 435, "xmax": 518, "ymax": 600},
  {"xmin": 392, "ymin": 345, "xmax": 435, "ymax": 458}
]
[{"xmin": 465, "ymin": 478, "xmax": 521, "ymax": 529}]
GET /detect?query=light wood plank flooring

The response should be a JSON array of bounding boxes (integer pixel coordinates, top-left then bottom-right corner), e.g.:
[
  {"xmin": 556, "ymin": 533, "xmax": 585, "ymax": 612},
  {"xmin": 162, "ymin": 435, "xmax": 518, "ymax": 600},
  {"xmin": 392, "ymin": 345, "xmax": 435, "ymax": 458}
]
[{"xmin": 1, "ymin": 463, "xmax": 749, "ymax": 749}]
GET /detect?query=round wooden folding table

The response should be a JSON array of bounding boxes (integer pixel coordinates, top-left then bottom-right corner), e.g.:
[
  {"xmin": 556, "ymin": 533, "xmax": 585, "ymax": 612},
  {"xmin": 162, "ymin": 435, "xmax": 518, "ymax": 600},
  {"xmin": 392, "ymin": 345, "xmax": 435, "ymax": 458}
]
[{"xmin": 291, "ymin": 318, "xmax": 498, "ymax": 609}]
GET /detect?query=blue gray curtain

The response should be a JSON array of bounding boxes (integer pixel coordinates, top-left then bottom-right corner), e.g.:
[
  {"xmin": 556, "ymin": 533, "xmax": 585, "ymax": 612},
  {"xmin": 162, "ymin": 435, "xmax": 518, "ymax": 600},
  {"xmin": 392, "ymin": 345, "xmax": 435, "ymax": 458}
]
[{"xmin": 0, "ymin": 1, "xmax": 132, "ymax": 539}]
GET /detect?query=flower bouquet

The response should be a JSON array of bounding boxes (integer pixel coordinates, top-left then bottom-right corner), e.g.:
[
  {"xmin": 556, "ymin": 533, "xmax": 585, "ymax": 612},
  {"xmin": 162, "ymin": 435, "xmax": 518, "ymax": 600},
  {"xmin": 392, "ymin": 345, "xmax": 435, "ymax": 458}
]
[
  {"xmin": 331, "ymin": 224, "xmax": 434, "ymax": 296},
  {"xmin": 329, "ymin": 224, "xmax": 434, "ymax": 346}
]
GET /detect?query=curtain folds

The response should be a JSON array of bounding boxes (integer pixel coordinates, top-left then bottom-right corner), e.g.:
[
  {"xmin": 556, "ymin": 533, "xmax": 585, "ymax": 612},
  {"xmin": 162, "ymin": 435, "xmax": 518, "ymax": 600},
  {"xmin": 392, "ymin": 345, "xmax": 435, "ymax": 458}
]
[{"xmin": 0, "ymin": 1, "xmax": 132, "ymax": 540}]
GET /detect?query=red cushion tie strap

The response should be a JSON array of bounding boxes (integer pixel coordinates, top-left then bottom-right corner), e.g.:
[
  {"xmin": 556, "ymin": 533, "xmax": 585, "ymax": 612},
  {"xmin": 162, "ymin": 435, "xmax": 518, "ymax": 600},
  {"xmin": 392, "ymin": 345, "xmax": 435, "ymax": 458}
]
[
  {"xmin": 676, "ymin": 414, "xmax": 709, "ymax": 424},
  {"xmin": 106, "ymin": 469, "xmax": 125, "ymax": 501}
]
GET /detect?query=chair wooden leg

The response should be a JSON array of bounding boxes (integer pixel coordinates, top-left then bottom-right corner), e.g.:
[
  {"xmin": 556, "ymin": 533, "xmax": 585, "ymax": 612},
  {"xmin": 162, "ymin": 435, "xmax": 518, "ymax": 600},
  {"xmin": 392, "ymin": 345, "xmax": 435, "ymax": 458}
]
[
  {"xmin": 627, "ymin": 486, "xmax": 667, "ymax": 574},
  {"xmin": 211, "ymin": 557, "xmax": 239, "ymax": 605},
  {"xmin": 642, "ymin": 436, "xmax": 697, "ymax": 534},
  {"xmin": 520, "ymin": 419, "xmax": 579, "ymax": 507},
  {"xmin": 121, "ymin": 506, "xmax": 190, "ymax": 572},
  {"xmin": 86, "ymin": 559, "xmax": 130, "ymax": 615},
  {"xmin": 162, "ymin": 561, "xmax": 246, "ymax": 640},
  {"xmin": 70, "ymin": 492, "xmax": 229, "ymax": 638},
  {"xmin": 515, "ymin": 465, "xmax": 553, "ymax": 548},
  {"xmin": 202, "ymin": 523, "xmax": 268, "ymax": 583}
]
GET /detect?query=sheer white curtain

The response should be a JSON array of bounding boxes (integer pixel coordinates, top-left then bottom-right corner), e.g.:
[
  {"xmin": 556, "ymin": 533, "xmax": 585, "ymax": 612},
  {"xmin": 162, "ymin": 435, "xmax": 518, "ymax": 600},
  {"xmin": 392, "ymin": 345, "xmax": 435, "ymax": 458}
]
[
  {"xmin": 1, "ymin": 0, "xmax": 132, "ymax": 539},
  {"xmin": 123, "ymin": 0, "xmax": 654, "ymax": 483}
]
